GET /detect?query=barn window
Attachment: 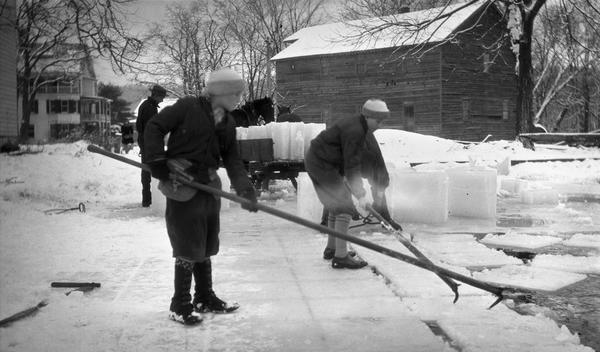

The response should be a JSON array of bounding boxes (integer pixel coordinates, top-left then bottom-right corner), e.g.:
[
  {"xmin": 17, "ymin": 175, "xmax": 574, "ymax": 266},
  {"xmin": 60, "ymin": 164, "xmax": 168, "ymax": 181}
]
[
  {"xmin": 462, "ymin": 97, "xmax": 470, "ymax": 121},
  {"xmin": 355, "ymin": 63, "xmax": 367, "ymax": 76},
  {"xmin": 483, "ymin": 53, "xmax": 492, "ymax": 73},
  {"xmin": 404, "ymin": 102, "xmax": 415, "ymax": 131},
  {"xmin": 502, "ymin": 99, "xmax": 509, "ymax": 120}
]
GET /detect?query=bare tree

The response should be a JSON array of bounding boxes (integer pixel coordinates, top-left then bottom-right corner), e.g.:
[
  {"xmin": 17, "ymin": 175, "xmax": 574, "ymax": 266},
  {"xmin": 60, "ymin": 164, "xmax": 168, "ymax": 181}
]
[
  {"xmin": 145, "ymin": 0, "xmax": 234, "ymax": 97},
  {"xmin": 218, "ymin": 0, "xmax": 325, "ymax": 100},
  {"xmin": 533, "ymin": 0, "xmax": 600, "ymax": 132},
  {"xmin": 16, "ymin": 0, "xmax": 143, "ymax": 141}
]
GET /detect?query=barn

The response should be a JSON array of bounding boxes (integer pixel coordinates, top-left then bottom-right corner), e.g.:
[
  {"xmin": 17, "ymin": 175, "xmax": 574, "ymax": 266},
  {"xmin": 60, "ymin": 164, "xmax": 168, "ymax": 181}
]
[{"xmin": 271, "ymin": 1, "xmax": 517, "ymax": 141}]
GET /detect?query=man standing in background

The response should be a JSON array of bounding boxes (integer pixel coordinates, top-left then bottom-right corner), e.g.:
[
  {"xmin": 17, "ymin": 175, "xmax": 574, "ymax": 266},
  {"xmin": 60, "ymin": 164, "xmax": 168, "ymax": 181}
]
[{"xmin": 136, "ymin": 84, "xmax": 167, "ymax": 207}]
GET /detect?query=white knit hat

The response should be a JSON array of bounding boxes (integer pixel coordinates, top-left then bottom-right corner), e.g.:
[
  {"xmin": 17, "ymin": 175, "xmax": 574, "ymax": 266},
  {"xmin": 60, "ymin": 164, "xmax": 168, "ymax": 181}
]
[
  {"xmin": 362, "ymin": 99, "xmax": 390, "ymax": 120},
  {"xmin": 205, "ymin": 68, "xmax": 245, "ymax": 96}
]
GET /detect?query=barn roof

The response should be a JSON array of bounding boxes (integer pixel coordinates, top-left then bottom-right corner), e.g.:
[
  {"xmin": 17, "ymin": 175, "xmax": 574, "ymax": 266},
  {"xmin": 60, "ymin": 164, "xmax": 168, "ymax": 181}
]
[{"xmin": 271, "ymin": 1, "xmax": 488, "ymax": 61}]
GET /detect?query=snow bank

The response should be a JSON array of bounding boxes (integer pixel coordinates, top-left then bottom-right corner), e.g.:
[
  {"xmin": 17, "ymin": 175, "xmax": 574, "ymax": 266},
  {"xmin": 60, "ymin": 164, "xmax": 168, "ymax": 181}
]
[
  {"xmin": 374, "ymin": 129, "xmax": 600, "ymax": 168},
  {"xmin": 511, "ymin": 159, "xmax": 600, "ymax": 185},
  {"xmin": 0, "ymin": 141, "xmax": 142, "ymax": 206}
]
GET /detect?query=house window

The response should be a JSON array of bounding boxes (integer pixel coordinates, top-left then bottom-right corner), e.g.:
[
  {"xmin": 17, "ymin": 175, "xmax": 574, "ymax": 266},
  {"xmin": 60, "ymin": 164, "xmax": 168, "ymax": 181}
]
[
  {"xmin": 49, "ymin": 100, "xmax": 61, "ymax": 113},
  {"xmin": 28, "ymin": 124, "xmax": 35, "ymax": 138},
  {"xmin": 502, "ymin": 99, "xmax": 509, "ymax": 120},
  {"xmin": 462, "ymin": 97, "xmax": 470, "ymax": 121},
  {"xmin": 69, "ymin": 100, "xmax": 77, "ymax": 113},
  {"xmin": 47, "ymin": 99, "xmax": 78, "ymax": 113},
  {"xmin": 404, "ymin": 102, "xmax": 415, "ymax": 131},
  {"xmin": 31, "ymin": 100, "xmax": 39, "ymax": 114},
  {"xmin": 483, "ymin": 53, "xmax": 491, "ymax": 73}
]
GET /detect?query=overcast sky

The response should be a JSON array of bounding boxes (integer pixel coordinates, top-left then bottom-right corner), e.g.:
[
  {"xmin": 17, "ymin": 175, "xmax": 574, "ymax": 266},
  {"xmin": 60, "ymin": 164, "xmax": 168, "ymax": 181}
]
[{"xmin": 95, "ymin": 0, "xmax": 342, "ymax": 85}]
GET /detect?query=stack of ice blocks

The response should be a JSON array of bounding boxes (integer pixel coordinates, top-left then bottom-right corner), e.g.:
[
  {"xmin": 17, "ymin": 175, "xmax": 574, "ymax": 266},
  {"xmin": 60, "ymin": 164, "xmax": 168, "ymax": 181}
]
[{"xmin": 237, "ymin": 122, "xmax": 326, "ymax": 161}]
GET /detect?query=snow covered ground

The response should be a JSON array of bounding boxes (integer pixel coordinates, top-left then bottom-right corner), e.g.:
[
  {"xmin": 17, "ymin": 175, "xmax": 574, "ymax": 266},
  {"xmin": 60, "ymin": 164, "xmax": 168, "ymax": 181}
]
[{"xmin": 1, "ymin": 139, "xmax": 599, "ymax": 351}]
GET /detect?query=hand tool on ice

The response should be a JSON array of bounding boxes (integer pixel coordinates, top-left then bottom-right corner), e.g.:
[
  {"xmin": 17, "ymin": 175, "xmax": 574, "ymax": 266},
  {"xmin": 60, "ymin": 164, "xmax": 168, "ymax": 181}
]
[
  {"xmin": 44, "ymin": 202, "xmax": 86, "ymax": 215},
  {"xmin": 86, "ymin": 144, "xmax": 537, "ymax": 309},
  {"xmin": 366, "ymin": 204, "xmax": 461, "ymax": 303},
  {"xmin": 0, "ymin": 300, "xmax": 48, "ymax": 328},
  {"xmin": 51, "ymin": 282, "xmax": 101, "ymax": 295}
]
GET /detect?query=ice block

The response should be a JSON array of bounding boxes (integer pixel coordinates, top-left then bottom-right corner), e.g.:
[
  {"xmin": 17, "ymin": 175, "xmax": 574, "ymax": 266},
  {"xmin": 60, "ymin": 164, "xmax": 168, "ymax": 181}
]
[{"xmin": 446, "ymin": 166, "xmax": 497, "ymax": 219}]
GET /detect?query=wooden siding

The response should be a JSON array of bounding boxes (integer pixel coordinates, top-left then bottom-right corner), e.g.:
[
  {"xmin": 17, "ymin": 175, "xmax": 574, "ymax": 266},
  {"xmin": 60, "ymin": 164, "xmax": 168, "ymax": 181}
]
[
  {"xmin": 0, "ymin": 0, "xmax": 18, "ymax": 144},
  {"xmin": 276, "ymin": 46, "xmax": 442, "ymax": 135},
  {"xmin": 274, "ymin": 4, "xmax": 517, "ymax": 141},
  {"xmin": 440, "ymin": 5, "xmax": 517, "ymax": 141}
]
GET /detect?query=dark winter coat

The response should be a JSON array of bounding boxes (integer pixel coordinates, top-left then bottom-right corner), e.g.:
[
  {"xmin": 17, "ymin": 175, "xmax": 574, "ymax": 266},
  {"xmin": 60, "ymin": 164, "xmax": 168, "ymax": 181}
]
[
  {"xmin": 308, "ymin": 114, "xmax": 369, "ymax": 197},
  {"xmin": 136, "ymin": 97, "xmax": 159, "ymax": 158},
  {"xmin": 143, "ymin": 95, "xmax": 254, "ymax": 261},
  {"xmin": 305, "ymin": 114, "xmax": 370, "ymax": 215},
  {"xmin": 362, "ymin": 131, "xmax": 389, "ymax": 190}
]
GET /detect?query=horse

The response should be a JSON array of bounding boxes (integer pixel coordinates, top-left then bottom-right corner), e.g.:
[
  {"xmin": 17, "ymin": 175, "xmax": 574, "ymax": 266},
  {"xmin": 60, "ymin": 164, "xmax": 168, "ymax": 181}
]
[
  {"xmin": 231, "ymin": 97, "xmax": 275, "ymax": 127},
  {"xmin": 275, "ymin": 104, "xmax": 303, "ymax": 123}
]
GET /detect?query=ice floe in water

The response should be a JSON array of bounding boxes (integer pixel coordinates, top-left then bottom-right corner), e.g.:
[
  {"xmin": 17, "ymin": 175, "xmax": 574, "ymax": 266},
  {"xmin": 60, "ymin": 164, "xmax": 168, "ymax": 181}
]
[
  {"xmin": 480, "ymin": 233, "xmax": 564, "ymax": 250},
  {"xmin": 472, "ymin": 265, "xmax": 587, "ymax": 291}
]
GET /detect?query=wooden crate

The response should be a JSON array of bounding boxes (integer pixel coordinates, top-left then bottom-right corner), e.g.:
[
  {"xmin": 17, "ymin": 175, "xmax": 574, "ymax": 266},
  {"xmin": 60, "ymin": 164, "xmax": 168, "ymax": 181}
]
[{"xmin": 238, "ymin": 138, "xmax": 274, "ymax": 162}]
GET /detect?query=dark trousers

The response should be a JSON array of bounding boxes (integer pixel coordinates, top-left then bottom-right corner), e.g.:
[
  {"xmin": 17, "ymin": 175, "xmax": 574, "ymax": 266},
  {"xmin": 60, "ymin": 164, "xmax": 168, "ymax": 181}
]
[{"xmin": 141, "ymin": 169, "xmax": 151, "ymax": 204}]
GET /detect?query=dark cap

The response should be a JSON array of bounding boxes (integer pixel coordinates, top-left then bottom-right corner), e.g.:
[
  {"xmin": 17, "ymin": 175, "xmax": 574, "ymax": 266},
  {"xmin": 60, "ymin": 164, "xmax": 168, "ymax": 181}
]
[{"xmin": 150, "ymin": 84, "xmax": 168, "ymax": 96}]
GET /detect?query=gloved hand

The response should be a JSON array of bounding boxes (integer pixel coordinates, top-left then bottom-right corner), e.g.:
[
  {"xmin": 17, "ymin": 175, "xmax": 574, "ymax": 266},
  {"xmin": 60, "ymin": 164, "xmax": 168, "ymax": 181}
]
[
  {"xmin": 148, "ymin": 161, "xmax": 170, "ymax": 181},
  {"xmin": 240, "ymin": 188, "xmax": 258, "ymax": 212}
]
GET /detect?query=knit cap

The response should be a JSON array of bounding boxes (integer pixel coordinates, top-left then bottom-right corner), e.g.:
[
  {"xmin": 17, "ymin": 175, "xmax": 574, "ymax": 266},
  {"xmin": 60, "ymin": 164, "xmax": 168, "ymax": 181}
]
[
  {"xmin": 362, "ymin": 99, "xmax": 390, "ymax": 120},
  {"xmin": 205, "ymin": 68, "xmax": 245, "ymax": 96},
  {"xmin": 150, "ymin": 84, "xmax": 168, "ymax": 96}
]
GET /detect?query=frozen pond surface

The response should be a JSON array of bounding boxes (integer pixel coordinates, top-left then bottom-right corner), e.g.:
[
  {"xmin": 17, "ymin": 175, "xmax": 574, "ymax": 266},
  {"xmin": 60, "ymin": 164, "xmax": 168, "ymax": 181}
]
[{"xmin": 1, "ymin": 141, "xmax": 599, "ymax": 351}]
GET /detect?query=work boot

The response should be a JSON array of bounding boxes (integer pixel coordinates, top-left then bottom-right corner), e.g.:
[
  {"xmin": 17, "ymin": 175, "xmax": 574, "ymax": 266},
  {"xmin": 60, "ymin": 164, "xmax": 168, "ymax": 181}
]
[
  {"xmin": 332, "ymin": 254, "xmax": 368, "ymax": 269},
  {"xmin": 194, "ymin": 289, "xmax": 240, "ymax": 313},
  {"xmin": 169, "ymin": 261, "xmax": 202, "ymax": 325},
  {"xmin": 193, "ymin": 259, "xmax": 239, "ymax": 313}
]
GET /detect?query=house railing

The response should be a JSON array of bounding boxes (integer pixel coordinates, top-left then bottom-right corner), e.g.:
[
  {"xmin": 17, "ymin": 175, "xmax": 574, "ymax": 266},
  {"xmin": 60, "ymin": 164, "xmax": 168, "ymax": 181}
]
[
  {"xmin": 36, "ymin": 85, "xmax": 80, "ymax": 94},
  {"xmin": 80, "ymin": 112, "xmax": 110, "ymax": 123}
]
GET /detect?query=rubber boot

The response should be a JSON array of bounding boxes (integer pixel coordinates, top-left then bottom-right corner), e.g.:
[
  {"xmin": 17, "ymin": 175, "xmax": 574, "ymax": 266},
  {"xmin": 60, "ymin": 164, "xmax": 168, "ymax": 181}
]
[
  {"xmin": 193, "ymin": 259, "xmax": 239, "ymax": 313},
  {"xmin": 169, "ymin": 261, "xmax": 202, "ymax": 325}
]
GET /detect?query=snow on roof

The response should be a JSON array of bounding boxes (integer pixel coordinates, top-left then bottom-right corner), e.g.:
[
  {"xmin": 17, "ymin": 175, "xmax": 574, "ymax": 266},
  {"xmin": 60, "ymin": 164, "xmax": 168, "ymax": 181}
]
[{"xmin": 271, "ymin": 1, "xmax": 486, "ymax": 61}]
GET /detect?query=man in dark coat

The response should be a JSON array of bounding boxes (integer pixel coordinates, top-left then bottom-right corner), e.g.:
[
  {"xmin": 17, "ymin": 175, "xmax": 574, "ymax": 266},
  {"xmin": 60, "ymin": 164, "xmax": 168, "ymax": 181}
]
[
  {"xmin": 136, "ymin": 84, "xmax": 167, "ymax": 207},
  {"xmin": 305, "ymin": 99, "xmax": 390, "ymax": 269},
  {"xmin": 144, "ymin": 69, "xmax": 257, "ymax": 325},
  {"xmin": 319, "ymin": 131, "xmax": 394, "ymax": 226}
]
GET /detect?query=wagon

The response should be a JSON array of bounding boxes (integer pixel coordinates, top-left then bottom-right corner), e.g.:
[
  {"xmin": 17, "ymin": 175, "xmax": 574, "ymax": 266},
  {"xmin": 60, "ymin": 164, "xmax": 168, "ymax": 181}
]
[{"xmin": 237, "ymin": 138, "xmax": 304, "ymax": 193}]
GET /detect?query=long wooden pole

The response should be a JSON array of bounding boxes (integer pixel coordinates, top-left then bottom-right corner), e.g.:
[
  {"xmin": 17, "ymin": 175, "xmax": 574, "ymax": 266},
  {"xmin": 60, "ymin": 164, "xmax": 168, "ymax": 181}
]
[{"xmin": 87, "ymin": 144, "xmax": 533, "ymax": 308}]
